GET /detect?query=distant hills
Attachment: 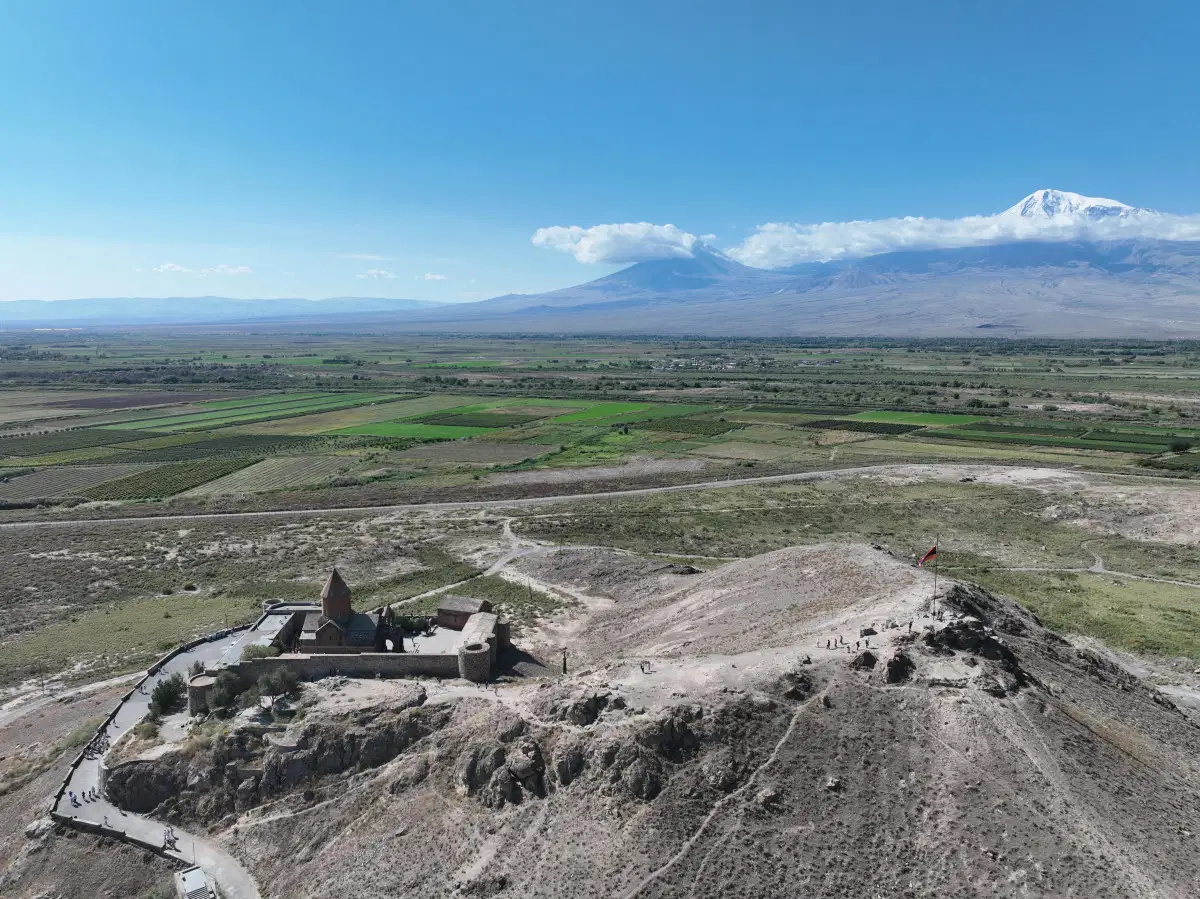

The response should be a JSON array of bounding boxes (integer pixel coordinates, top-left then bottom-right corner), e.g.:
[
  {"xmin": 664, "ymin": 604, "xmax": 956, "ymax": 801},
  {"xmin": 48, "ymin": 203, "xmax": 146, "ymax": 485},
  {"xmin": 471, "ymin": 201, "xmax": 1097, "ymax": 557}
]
[
  {"xmin": 6, "ymin": 190, "xmax": 1200, "ymax": 337},
  {"xmin": 0, "ymin": 296, "xmax": 439, "ymax": 326}
]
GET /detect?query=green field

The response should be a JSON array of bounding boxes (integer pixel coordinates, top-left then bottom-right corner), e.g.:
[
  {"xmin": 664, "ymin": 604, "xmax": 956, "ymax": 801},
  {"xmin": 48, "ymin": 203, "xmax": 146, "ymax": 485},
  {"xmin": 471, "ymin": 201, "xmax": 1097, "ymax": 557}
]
[
  {"xmin": 414, "ymin": 411, "xmax": 545, "ymax": 428},
  {"xmin": 550, "ymin": 402, "xmax": 653, "ymax": 422}
]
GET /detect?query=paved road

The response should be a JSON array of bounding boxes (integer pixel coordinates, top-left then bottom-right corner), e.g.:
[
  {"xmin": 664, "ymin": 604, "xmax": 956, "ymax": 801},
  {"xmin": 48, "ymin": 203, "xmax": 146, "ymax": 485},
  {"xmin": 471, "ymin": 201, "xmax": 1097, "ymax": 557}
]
[
  {"xmin": 54, "ymin": 632, "xmax": 266, "ymax": 899},
  {"xmin": 0, "ymin": 464, "xmax": 952, "ymax": 531},
  {"xmin": 6, "ymin": 460, "xmax": 1194, "ymax": 534}
]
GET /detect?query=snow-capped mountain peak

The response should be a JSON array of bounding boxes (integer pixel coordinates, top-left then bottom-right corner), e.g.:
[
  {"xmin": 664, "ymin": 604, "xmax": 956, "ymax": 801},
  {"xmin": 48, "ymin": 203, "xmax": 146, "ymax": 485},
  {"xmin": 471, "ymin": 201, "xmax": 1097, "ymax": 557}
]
[{"xmin": 1002, "ymin": 189, "xmax": 1145, "ymax": 222}]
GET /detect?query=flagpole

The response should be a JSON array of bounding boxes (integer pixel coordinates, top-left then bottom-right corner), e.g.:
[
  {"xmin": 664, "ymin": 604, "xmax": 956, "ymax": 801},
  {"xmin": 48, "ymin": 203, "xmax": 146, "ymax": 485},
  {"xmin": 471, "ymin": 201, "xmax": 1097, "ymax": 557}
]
[{"xmin": 932, "ymin": 533, "xmax": 939, "ymax": 611}]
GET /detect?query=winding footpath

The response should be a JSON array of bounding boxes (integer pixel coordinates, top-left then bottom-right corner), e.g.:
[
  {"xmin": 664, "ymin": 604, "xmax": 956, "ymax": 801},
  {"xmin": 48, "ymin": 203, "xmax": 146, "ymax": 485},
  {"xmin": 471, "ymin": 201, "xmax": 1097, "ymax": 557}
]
[{"xmin": 53, "ymin": 637, "xmax": 262, "ymax": 899}]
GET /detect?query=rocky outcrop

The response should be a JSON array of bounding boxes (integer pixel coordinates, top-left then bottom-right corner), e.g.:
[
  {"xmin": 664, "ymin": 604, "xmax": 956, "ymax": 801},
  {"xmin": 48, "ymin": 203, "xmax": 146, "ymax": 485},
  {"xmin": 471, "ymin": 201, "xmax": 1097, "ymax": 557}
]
[
  {"xmin": 885, "ymin": 650, "xmax": 916, "ymax": 683},
  {"xmin": 260, "ymin": 700, "xmax": 448, "ymax": 795},
  {"xmin": 105, "ymin": 759, "xmax": 189, "ymax": 814},
  {"xmin": 536, "ymin": 688, "xmax": 625, "ymax": 726},
  {"xmin": 849, "ymin": 650, "xmax": 878, "ymax": 670}
]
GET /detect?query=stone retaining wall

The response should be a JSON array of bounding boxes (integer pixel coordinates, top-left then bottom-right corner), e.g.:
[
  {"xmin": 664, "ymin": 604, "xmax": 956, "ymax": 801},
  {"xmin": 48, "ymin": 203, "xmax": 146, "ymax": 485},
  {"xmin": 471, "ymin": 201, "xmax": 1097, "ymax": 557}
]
[
  {"xmin": 48, "ymin": 810, "xmax": 187, "ymax": 867},
  {"xmin": 237, "ymin": 651, "xmax": 461, "ymax": 683}
]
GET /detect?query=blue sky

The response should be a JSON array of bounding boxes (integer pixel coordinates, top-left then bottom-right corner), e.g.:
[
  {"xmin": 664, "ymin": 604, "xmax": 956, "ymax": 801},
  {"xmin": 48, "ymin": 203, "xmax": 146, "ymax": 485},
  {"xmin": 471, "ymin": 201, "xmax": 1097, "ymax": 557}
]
[{"xmin": 1, "ymin": 1, "xmax": 1197, "ymax": 301}]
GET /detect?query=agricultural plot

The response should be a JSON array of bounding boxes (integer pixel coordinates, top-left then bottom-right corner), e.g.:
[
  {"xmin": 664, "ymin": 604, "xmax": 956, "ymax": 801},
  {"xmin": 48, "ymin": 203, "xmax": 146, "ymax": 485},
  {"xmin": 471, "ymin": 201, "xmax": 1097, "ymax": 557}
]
[
  {"xmin": 745, "ymin": 403, "xmax": 859, "ymax": 416},
  {"xmin": 847, "ymin": 411, "xmax": 986, "ymax": 426},
  {"xmin": 0, "ymin": 427, "xmax": 158, "ymax": 457},
  {"xmin": 689, "ymin": 440, "xmax": 798, "ymax": 461},
  {"xmin": 237, "ymin": 396, "xmax": 428, "ymax": 435},
  {"xmin": 185, "ymin": 455, "xmax": 363, "ymax": 495},
  {"xmin": 0, "ymin": 463, "xmax": 164, "ymax": 501},
  {"xmin": 104, "ymin": 392, "xmax": 393, "ymax": 431},
  {"xmin": 40, "ymin": 390, "xmax": 236, "ymax": 410},
  {"xmin": 114, "ymin": 434, "xmax": 339, "ymax": 462},
  {"xmin": 333, "ymin": 421, "xmax": 495, "ymax": 440},
  {"xmin": 82, "ymin": 458, "xmax": 258, "ymax": 500},
  {"xmin": 413, "ymin": 411, "xmax": 545, "ymax": 428},
  {"xmin": 796, "ymin": 419, "xmax": 923, "ymax": 435},
  {"xmin": 550, "ymin": 402, "xmax": 653, "ymax": 422},
  {"xmin": 632, "ymin": 417, "xmax": 741, "ymax": 436},
  {"xmin": 396, "ymin": 442, "xmax": 559, "ymax": 463},
  {"xmin": 727, "ymin": 424, "xmax": 815, "ymax": 445},
  {"xmin": 934, "ymin": 429, "xmax": 1175, "ymax": 454},
  {"xmin": 1, "ymin": 446, "xmax": 135, "ymax": 467},
  {"xmin": 589, "ymin": 403, "xmax": 713, "ymax": 425},
  {"xmin": 114, "ymin": 432, "xmax": 216, "ymax": 450},
  {"xmin": 1142, "ymin": 453, "xmax": 1200, "ymax": 473}
]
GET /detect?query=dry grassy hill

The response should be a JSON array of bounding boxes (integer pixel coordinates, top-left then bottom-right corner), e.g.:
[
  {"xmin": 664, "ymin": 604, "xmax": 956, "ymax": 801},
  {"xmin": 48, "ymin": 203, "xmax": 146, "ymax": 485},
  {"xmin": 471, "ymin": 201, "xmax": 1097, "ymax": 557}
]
[{"xmin": 94, "ymin": 546, "xmax": 1200, "ymax": 898}]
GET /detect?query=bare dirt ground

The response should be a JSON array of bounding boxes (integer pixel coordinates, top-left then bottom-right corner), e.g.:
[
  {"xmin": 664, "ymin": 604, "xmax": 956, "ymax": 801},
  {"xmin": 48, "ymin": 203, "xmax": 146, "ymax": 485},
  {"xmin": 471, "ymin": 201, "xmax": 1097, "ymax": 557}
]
[
  {"xmin": 76, "ymin": 543, "xmax": 1200, "ymax": 899},
  {"xmin": 856, "ymin": 463, "xmax": 1200, "ymax": 543}
]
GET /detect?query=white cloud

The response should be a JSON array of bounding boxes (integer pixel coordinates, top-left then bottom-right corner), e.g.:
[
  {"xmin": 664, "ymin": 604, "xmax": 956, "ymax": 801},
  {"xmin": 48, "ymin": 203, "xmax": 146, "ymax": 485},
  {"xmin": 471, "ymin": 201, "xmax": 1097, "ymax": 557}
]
[
  {"xmin": 728, "ymin": 210, "xmax": 1200, "ymax": 268},
  {"xmin": 423, "ymin": 272, "xmax": 447, "ymax": 281},
  {"xmin": 532, "ymin": 222, "xmax": 699, "ymax": 264},
  {"xmin": 356, "ymin": 268, "xmax": 398, "ymax": 280},
  {"xmin": 152, "ymin": 262, "xmax": 252, "ymax": 276}
]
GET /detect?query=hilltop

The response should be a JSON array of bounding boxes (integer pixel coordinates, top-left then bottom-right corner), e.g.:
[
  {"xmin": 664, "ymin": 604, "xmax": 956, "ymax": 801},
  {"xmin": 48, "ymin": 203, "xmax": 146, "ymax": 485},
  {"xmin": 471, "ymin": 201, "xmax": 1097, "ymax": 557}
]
[{"xmin": 87, "ymin": 544, "xmax": 1200, "ymax": 899}]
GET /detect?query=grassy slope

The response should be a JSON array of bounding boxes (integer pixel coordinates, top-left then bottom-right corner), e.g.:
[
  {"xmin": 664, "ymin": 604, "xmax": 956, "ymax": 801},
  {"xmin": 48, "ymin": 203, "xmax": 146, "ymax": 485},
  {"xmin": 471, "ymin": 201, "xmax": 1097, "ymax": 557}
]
[{"xmin": 513, "ymin": 477, "xmax": 1200, "ymax": 662}]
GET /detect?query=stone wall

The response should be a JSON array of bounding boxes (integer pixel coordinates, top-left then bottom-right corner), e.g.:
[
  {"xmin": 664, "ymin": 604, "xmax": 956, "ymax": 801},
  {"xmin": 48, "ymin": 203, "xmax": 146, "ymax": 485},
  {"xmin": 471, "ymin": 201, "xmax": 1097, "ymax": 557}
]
[{"xmin": 235, "ymin": 651, "xmax": 460, "ymax": 683}]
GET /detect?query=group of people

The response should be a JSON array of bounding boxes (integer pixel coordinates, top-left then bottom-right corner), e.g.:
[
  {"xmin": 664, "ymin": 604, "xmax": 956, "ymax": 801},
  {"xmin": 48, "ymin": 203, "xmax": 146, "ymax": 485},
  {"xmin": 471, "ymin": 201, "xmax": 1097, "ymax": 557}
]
[
  {"xmin": 67, "ymin": 787, "xmax": 101, "ymax": 806},
  {"xmin": 82, "ymin": 728, "xmax": 110, "ymax": 760},
  {"xmin": 162, "ymin": 826, "xmax": 180, "ymax": 851},
  {"xmin": 823, "ymin": 634, "xmax": 872, "ymax": 651}
]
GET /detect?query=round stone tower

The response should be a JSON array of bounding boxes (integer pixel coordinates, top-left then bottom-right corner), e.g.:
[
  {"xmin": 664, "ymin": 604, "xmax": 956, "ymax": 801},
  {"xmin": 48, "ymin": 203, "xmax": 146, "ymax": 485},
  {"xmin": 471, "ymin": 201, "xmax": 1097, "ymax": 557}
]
[
  {"xmin": 321, "ymin": 567, "xmax": 353, "ymax": 620},
  {"xmin": 458, "ymin": 641, "xmax": 491, "ymax": 683}
]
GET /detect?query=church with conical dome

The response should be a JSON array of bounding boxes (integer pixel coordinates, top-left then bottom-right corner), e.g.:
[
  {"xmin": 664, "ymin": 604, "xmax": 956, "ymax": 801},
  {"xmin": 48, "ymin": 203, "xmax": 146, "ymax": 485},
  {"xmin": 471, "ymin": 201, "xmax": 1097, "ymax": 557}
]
[{"xmin": 280, "ymin": 567, "xmax": 388, "ymax": 653}]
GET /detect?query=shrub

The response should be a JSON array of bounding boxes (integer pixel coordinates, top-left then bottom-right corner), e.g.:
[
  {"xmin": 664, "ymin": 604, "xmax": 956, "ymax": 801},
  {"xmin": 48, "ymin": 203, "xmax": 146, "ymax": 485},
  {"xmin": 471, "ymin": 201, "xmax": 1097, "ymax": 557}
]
[
  {"xmin": 1170, "ymin": 439, "xmax": 1193, "ymax": 453},
  {"xmin": 260, "ymin": 668, "xmax": 299, "ymax": 708},
  {"xmin": 207, "ymin": 671, "xmax": 245, "ymax": 712},
  {"xmin": 241, "ymin": 644, "xmax": 281, "ymax": 661},
  {"xmin": 149, "ymin": 672, "xmax": 185, "ymax": 716}
]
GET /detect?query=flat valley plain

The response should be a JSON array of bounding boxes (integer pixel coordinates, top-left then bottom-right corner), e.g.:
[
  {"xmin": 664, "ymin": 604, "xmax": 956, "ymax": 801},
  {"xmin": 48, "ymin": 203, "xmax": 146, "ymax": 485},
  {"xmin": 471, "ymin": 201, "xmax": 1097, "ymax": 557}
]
[{"xmin": 4, "ymin": 331, "xmax": 1200, "ymax": 897}]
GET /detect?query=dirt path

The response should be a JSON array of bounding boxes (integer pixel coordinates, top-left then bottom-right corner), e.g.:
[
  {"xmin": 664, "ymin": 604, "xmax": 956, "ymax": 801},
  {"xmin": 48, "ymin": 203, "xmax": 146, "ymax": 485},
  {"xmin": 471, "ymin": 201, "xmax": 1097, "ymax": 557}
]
[
  {"xmin": 619, "ymin": 693, "xmax": 823, "ymax": 899},
  {"xmin": 0, "ymin": 671, "xmax": 142, "ymax": 729}
]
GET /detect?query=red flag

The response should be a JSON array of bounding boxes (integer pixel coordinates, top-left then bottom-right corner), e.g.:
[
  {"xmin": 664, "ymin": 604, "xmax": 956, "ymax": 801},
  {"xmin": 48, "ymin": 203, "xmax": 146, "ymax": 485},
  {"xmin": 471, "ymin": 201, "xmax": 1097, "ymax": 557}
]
[{"xmin": 918, "ymin": 545, "xmax": 937, "ymax": 567}]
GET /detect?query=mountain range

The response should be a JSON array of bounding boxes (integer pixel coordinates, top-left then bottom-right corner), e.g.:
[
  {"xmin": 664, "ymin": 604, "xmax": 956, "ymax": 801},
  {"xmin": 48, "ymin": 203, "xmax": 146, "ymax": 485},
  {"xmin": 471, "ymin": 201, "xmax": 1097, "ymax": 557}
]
[
  {"xmin": 5, "ymin": 191, "xmax": 1200, "ymax": 336},
  {"xmin": 0, "ymin": 295, "xmax": 440, "ymax": 326}
]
